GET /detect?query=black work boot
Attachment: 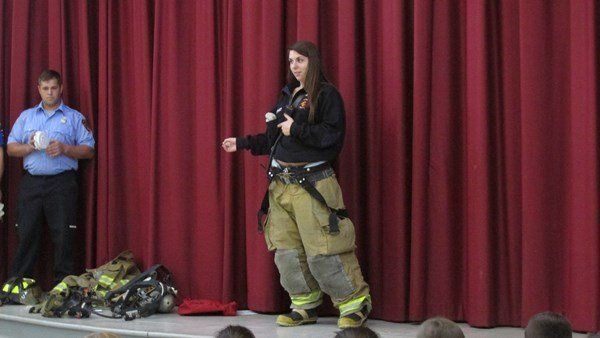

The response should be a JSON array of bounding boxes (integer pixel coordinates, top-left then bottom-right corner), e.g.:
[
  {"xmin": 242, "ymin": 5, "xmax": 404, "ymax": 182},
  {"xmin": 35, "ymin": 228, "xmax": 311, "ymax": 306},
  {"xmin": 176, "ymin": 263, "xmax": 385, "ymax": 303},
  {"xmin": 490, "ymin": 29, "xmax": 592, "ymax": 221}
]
[
  {"xmin": 338, "ymin": 304, "xmax": 371, "ymax": 328},
  {"xmin": 276, "ymin": 308, "xmax": 318, "ymax": 327}
]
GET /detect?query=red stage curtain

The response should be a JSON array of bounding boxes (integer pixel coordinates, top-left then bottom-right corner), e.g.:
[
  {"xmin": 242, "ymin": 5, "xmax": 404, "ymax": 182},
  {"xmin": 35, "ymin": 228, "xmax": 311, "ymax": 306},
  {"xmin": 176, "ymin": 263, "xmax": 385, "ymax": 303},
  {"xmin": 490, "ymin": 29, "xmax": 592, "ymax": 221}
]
[{"xmin": 0, "ymin": 0, "xmax": 598, "ymax": 331}]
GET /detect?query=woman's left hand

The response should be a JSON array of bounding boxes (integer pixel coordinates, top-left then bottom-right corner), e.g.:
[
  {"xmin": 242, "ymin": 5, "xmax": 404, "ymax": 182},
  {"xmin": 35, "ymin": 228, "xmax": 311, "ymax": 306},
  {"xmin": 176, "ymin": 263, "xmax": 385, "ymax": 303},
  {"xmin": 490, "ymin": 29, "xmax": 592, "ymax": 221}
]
[{"xmin": 277, "ymin": 114, "xmax": 294, "ymax": 136}]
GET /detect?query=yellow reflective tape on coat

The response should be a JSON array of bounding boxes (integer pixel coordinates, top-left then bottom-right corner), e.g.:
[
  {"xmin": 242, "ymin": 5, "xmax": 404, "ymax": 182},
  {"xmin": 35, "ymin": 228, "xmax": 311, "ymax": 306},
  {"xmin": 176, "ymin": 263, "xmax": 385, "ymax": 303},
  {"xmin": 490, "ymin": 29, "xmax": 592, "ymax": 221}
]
[
  {"xmin": 338, "ymin": 295, "xmax": 371, "ymax": 316},
  {"xmin": 51, "ymin": 282, "xmax": 68, "ymax": 293},
  {"xmin": 290, "ymin": 290, "xmax": 322, "ymax": 306},
  {"xmin": 98, "ymin": 274, "xmax": 115, "ymax": 287},
  {"xmin": 104, "ymin": 277, "xmax": 129, "ymax": 291}
]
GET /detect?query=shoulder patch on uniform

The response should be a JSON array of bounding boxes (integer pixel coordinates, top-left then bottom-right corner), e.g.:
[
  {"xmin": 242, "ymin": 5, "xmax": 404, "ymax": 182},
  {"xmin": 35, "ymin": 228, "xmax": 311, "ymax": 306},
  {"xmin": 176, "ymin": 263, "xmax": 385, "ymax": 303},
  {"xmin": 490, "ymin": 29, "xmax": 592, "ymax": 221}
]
[
  {"xmin": 82, "ymin": 119, "xmax": 91, "ymax": 132},
  {"xmin": 299, "ymin": 97, "xmax": 310, "ymax": 110}
]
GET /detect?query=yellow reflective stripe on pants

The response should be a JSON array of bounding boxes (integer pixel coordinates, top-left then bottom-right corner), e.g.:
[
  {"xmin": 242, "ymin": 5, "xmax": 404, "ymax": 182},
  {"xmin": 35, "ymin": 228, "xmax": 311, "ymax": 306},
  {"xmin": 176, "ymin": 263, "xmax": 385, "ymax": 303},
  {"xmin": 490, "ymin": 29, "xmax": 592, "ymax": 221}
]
[
  {"xmin": 290, "ymin": 290, "xmax": 322, "ymax": 307},
  {"xmin": 339, "ymin": 295, "xmax": 371, "ymax": 316}
]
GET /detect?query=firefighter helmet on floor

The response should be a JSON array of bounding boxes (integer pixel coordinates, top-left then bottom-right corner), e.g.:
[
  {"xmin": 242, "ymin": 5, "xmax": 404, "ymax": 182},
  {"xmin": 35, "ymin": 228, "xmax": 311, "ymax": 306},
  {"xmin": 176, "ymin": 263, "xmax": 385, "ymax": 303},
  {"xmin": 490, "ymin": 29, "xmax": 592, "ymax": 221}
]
[{"xmin": 0, "ymin": 277, "xmax": 43, "ymax": 305}]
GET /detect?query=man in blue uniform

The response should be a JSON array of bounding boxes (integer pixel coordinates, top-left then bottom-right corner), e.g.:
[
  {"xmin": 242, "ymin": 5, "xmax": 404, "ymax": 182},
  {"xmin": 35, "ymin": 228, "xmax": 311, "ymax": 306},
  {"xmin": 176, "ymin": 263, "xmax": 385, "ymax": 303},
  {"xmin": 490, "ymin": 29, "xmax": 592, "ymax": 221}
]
[{"xmin": 6, "ymin": 69, "xmax": 95, "ymax": 284}]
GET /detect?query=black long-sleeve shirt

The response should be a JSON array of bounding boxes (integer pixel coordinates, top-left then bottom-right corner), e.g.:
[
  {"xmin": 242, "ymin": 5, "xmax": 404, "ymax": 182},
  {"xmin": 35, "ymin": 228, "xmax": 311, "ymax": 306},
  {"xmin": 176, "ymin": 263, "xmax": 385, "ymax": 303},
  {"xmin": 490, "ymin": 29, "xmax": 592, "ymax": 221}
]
[{"xmin": 236, "ymin": 83, "xmax": 345, "ymax": 163}]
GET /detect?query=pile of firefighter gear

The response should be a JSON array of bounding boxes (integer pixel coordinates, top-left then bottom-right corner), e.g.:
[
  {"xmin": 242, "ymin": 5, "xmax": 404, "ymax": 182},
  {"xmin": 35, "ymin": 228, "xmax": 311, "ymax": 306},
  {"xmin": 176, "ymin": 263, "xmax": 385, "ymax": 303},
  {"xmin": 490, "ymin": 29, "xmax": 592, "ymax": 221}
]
[{"xmin": 0, "ymin": 250, "xmax": 177, "ymax": 321}]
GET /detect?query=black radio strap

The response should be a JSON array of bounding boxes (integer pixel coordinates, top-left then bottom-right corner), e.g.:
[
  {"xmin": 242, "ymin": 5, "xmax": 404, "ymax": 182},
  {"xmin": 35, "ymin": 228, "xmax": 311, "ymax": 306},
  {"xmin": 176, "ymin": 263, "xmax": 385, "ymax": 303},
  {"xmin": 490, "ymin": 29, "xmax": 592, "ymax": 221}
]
[{"xmin": 297, "ymin": 179, "xmax": 346, "ymax": 234}]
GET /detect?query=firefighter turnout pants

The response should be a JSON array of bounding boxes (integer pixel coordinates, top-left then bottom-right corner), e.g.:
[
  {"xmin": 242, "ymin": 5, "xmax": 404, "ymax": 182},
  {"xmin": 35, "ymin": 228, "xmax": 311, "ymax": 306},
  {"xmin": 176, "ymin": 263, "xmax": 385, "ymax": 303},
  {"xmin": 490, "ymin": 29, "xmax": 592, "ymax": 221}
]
[{"xmin": 264, "ymin": 173, "xmax": 371, "ymax": 316}]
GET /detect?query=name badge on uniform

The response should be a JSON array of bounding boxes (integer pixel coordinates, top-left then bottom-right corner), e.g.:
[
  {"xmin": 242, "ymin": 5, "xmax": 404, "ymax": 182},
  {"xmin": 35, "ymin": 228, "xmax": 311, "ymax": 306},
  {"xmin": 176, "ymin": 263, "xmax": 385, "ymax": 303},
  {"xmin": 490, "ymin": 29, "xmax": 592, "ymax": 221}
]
[{"xmin": 61, "ymin": 117, "xmax": 67, "ymax": 124}]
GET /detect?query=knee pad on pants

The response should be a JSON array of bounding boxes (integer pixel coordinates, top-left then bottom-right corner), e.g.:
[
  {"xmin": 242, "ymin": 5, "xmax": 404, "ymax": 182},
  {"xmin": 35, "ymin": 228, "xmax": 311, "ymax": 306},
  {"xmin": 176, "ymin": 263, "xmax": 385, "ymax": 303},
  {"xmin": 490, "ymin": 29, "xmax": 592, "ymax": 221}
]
[
  {"xmin": 274, "ymin": 249, "xmax": 312, "ymax": 294},
  {"xmin": 308, "ymin": 254, "xmax": 355, "ymax": 301}
]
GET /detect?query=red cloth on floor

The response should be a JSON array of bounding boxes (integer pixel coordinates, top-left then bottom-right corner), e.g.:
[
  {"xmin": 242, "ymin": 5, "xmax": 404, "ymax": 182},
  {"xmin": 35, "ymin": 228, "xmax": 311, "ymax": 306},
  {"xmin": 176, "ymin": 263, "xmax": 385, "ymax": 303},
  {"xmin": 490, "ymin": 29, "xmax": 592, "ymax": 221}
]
[{"xmin": 177, "ymin": 298, "xmax": 237, "ymax": 316}]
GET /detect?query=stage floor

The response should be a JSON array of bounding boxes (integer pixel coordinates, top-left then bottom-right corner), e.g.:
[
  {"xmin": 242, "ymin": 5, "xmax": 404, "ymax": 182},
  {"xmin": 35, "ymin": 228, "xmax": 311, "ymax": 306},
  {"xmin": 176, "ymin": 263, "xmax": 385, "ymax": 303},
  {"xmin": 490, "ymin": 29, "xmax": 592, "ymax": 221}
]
[{"xmin": 0, "ymin": 305, "xmax": 588, "ymax": 338}]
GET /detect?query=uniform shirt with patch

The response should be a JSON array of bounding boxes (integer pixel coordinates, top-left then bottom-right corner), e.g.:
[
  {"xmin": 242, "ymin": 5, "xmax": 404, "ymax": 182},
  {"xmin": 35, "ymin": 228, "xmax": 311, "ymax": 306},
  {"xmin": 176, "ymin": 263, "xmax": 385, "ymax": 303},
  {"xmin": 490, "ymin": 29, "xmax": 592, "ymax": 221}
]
[{"xmin": 8, "ymin": 101, "xmax": 95, "ymax": 175}]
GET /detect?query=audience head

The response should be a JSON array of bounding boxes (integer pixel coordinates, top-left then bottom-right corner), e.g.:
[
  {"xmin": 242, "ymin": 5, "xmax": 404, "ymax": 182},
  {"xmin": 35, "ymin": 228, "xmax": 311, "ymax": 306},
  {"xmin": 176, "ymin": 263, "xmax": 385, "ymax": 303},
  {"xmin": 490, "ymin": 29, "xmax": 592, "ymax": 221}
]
[
  {"xmin": 215, "ymin": 325, "xmax": 255, "ymax": 338},
  {"xmin": 525, "ymin": 312, "xmax": 572, "ymax": 338},
  {"xmin": 334, "ymin": 327, "xmax": 380, "ymax": 338},
  {"xmin": 85, "ymin": 333, "xmax": 121, "ymax": 338},
  {"xmin": 417, "ymin": 317, "xmax": 465, "ymax": 338}
]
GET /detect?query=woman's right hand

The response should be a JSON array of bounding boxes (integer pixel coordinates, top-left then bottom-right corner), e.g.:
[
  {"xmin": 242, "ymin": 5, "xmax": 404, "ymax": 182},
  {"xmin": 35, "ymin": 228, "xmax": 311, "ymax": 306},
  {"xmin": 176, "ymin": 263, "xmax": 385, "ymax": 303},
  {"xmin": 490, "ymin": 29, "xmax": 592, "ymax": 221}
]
[{"xmin": 221, "ymin": 137, "xmax": 237, "ymax": 152}]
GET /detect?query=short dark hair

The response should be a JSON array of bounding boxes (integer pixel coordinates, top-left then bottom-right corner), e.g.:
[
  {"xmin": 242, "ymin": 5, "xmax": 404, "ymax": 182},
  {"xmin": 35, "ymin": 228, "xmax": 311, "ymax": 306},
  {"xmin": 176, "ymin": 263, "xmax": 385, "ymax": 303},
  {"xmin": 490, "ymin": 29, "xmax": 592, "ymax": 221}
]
[
  {"xmin": 334, "ymin": 327, "xmax": 380, "ymax": 338},
  {"xmin": 215, "ymin": 325, "xmax": 255, "ymax": 338},
  {"xmin": 38, "ymin": 69, "xmax": 62, "ymax": 85},
  {"xmin": 417, "ymin": 317, "xmax": 465, "ymax": 338},
  {"xmin": 525, "ymin": 312, "xmax": 572, "ymax": 338}
]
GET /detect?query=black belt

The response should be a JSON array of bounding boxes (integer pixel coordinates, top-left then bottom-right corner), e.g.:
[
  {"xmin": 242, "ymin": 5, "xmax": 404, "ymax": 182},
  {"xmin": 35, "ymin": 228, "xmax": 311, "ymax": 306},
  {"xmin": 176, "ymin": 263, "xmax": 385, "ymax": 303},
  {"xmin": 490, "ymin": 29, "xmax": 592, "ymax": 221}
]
[
  {"xmin": 257, "ymin": 163, "xmax": 347, "ymax": 234},
  {"xmin": 26, "ymin": 170, "xmax": 75, "ymax": 178},
  {"xmin": 269, "ymin": 163, "xmax": 334, "ymax": 185}
]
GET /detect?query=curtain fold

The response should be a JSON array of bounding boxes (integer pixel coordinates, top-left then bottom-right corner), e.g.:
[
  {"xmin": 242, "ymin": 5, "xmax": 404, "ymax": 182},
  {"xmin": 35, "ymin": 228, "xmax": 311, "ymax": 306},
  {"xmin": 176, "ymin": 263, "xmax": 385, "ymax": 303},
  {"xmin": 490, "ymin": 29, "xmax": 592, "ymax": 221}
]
[{"xmin": 1, "ymin": 0, "xmax": 598, "ymax": 331}]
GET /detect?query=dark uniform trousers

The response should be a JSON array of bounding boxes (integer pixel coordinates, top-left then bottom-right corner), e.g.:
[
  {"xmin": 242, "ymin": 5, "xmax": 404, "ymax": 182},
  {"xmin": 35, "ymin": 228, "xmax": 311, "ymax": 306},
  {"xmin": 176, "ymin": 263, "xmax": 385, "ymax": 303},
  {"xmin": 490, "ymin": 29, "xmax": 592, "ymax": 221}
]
[{"xmin": 10, "ymin": 170, "xmax": 78, "ymax": 284}]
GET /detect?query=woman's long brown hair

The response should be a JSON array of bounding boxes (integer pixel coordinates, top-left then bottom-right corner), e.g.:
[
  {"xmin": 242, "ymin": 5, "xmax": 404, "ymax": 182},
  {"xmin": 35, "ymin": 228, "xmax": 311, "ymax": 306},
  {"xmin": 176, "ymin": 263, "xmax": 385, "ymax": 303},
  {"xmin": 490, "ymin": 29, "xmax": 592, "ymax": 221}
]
[{"xmin": 286, "ymin": 41, "xmax": 330, "ymax": 123}]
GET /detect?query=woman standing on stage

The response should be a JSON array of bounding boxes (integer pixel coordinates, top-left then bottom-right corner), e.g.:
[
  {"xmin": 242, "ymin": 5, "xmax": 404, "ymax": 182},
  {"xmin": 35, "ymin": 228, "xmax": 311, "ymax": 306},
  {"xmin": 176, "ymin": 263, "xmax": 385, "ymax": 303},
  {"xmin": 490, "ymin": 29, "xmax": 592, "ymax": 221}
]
[{"xmin": 222, "ymin": 41, "xmax": 371, "ymax": 329}]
